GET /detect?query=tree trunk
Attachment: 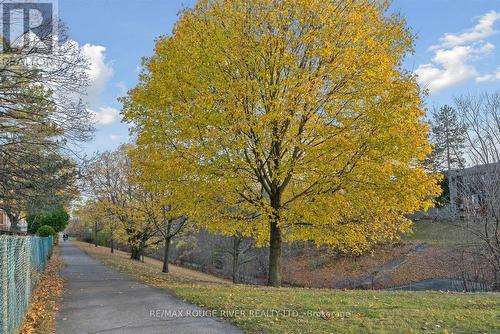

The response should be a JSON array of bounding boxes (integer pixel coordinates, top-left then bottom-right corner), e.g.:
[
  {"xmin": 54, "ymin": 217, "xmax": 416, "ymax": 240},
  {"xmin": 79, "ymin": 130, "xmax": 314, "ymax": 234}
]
[
  {"xmin": 268, "ymin": 219, "xmax": 282, "ymax": 286},
  {"xmin": 110, "ymin": 236, "xmax": 114, "ymax": 253},
  {"xmin": 162, "ymin": 237, "xmax": 171, "ymax": 273},
  {"xmin": 232, "ymin": 237, "xmax": 240, "ymax": 284},
  {"xmin": 6, "ymin": 212, "xmax": 18, "ymax": 233},
  {"xmin": 130, "ymin": 246, "xmax": 141, "ymax": 261},
  {"xmin": 493, "ymin": 263, "xmax": 500, "ymax": 292},
  {"xmin": 268, "ymin": 191, "xmax": 283, "ymax": 287},
  {"xmin": 493, "ymin": 279, "xmax": 500, "ymax": 292},
  {"xmin": 94, "ymin": 222, "xmax": 98, "ymax": 247}
]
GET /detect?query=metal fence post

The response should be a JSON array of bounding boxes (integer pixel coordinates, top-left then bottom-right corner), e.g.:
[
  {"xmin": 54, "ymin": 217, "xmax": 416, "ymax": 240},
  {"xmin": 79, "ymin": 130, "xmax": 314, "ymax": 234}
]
[{"xmin": 25, "ymin": 238, "xmax": 31, "ymax": 312}]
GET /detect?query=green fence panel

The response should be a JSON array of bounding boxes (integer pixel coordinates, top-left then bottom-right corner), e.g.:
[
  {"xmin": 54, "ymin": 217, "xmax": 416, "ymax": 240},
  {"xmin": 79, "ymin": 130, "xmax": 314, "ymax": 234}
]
[{"xmin": 0, "ymin": 235, "xmax": 53, "ymax": 334}]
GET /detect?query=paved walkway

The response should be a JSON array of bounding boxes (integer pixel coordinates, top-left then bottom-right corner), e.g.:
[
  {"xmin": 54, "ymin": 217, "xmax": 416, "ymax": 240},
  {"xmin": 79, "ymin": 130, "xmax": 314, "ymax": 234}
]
[{"xmin": 56, "ymin": 242, "xmax": 242, "ymax": 334}]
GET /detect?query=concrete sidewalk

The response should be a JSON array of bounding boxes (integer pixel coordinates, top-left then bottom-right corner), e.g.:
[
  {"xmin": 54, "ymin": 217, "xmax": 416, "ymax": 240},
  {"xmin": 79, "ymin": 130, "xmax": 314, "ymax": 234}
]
[{"xmin": 56, "ymin": 242, "xmax": 242, "ymax": 334}]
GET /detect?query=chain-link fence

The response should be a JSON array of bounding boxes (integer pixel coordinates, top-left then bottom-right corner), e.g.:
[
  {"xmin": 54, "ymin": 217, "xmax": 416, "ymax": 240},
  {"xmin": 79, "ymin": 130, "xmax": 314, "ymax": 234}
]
[{"xmin": 0, "ymin": 235, "xmax": 53, "ymax": 334}]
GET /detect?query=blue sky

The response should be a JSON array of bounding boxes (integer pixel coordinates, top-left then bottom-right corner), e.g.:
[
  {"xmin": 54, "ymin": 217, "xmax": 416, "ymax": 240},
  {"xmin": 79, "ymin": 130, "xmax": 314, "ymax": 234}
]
[{"xmin": 58, "ymin": 0, "xmax": 500, "ymax": 153}]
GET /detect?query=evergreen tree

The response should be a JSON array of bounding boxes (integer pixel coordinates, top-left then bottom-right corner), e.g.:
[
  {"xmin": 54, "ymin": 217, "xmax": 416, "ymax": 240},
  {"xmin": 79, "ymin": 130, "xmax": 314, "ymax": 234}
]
[
  {"xmin": 430, "ymin": 105, "xmax": 467, "ymax": 172},
  {"xmin": 429, "ymin": 105, "xmax": 467, "ymax": 208}
]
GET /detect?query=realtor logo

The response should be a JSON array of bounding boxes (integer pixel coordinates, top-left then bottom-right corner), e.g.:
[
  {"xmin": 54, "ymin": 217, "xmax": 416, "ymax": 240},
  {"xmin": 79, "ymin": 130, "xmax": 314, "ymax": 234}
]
[{"xmin": 0, "ymin": 0, "xmax": 58, "ymax": 54}]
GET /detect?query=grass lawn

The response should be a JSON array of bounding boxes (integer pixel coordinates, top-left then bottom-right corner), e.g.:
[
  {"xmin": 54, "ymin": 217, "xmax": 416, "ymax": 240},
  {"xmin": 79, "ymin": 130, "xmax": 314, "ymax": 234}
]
[
  {"xmin": 75, "ymin": 242, "xmax": 500, "ymax": 334},
  {"xmin": 404, "ymin": 220, "xmax": 468, "ymax": 247}
]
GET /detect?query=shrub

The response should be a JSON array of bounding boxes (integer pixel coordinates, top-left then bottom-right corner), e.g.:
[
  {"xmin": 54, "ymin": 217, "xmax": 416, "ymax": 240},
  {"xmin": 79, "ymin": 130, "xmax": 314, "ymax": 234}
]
[
  {"xmin": 37, "ymin": 225, "xmax": 56, "ymax": 237},
  {"xmin": 28, "ymin": 206, "xmax": 70, "ymax": 234}
]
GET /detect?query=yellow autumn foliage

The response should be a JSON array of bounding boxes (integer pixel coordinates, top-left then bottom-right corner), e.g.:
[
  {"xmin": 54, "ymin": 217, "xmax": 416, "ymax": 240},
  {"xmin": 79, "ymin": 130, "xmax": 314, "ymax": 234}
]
[{"xmin": 122, "ymin": 0, "xmax": 441, "ymax": 285}]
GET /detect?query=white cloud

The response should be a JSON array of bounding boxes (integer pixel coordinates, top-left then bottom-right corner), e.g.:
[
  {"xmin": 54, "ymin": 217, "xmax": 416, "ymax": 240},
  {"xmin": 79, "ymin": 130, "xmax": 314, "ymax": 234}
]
[
  {"xmin": 477, "ymin": 67, "xmax": 500, "ymax": 82},
  {"xmin": 109, "ymin": 134, "xmax": 123, "ymax": 141},
  {"xmin": 89, "ymin": 106, "xmax": 119, "ymax": 126},
  {"xmin": 416, "ymin": 43, "xmax": 494, "ymax": 92},
  {"xmin": 415, "ymin": 11, "xmax": 500, "ymax": 93},
  {"xmin": 78, "ymin": 43, "xmax": 122, "ymax": 126},
  {"xmin": 81, "ymin": 43, "xmax": 114, "ymax": 105},
  {"xmin": 439, "ymin": 11, "xmax": 500, "ymax": 48}
]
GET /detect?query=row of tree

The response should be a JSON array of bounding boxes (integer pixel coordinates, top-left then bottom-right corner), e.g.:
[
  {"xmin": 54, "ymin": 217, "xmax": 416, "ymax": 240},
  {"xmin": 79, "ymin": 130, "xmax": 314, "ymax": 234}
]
[
  {"xmin": 1, "ymin": 19, "xmax": 92, "ymax": 232},
  {"xmin": 77, "ymin": 92, "xmax": 500, "ymax": 288},
  {"xmin": 77, "ymin": 145, "xmax": 187, "ymax": 273}
]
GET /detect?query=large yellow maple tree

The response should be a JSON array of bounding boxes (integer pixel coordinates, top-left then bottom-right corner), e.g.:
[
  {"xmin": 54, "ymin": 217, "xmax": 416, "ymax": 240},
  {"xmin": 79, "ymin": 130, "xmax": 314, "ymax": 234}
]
[{"xmin": 123, "ymin": 0, "xmax": 440, "ymax": 286}]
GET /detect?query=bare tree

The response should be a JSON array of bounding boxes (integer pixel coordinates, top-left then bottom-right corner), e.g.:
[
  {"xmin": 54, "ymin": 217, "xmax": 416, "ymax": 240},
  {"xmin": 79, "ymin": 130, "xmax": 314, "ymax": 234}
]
[
  {"xmin": 0, "ymin": 15, "xmax": 94, "ymax": 230},
  {"xmin": 210, "ymin": 233, "xmax": 258, "ymax": 283},
  {"xmin": 227, "ymin": 234, "xmax": 257, "ymax": 283},
  {"xmin": 453, "ymin": 92, "xmax": 500, "ymax": 290},
  {"xmin": 1, "ymin": 21, "xmax": 93, "ymax": 147}
]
